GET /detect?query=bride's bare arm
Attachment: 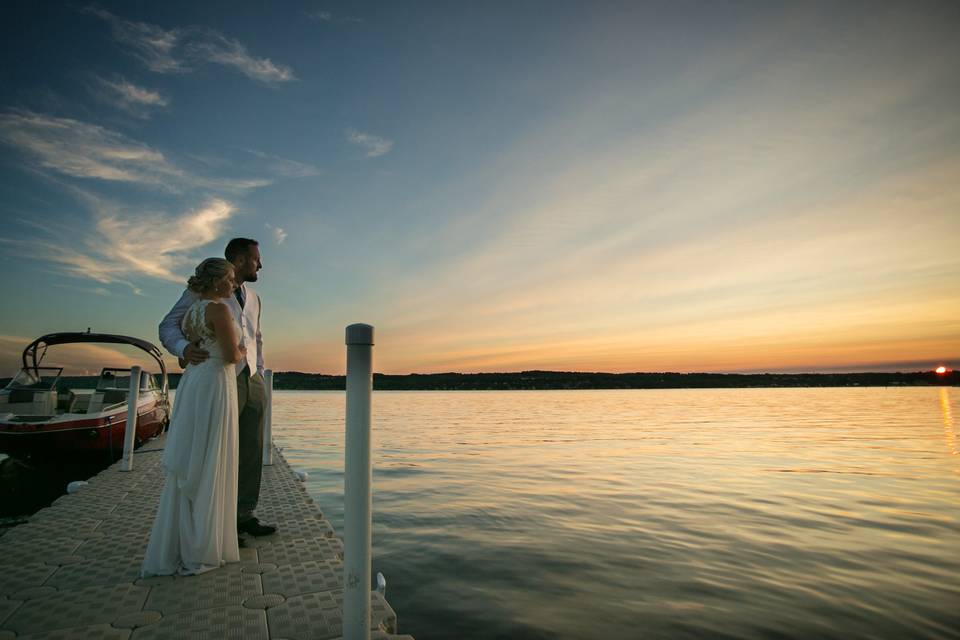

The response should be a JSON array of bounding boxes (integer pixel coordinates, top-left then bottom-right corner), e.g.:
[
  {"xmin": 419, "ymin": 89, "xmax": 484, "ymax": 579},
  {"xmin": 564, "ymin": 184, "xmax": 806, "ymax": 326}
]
[{"xmin": 206, "ymin": 302, "xmax": 244, "ymax": 364}]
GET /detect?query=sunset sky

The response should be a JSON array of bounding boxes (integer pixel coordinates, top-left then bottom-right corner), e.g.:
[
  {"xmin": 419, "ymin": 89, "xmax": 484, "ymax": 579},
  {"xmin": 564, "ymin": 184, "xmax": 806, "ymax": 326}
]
[{"xmin": 1, "ymin": 1, "xmax": 958, "ymax": 375}]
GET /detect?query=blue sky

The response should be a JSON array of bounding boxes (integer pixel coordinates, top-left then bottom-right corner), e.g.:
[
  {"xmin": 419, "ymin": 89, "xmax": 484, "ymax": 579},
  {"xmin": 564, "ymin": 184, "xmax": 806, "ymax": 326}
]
[{"xmin": 1, "ymin": 1, "xmax": 958, "ymax": 374}]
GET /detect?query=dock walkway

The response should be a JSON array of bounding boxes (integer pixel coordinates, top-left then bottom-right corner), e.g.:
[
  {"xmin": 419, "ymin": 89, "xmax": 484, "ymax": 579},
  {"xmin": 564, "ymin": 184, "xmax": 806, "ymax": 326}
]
[{"xmin": 0, "ymin": 435, "xmax": 413, "ymax": 640}]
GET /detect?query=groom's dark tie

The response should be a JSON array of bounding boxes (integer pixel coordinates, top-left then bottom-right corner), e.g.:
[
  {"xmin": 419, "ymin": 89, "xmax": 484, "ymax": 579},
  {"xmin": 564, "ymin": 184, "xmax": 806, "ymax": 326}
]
[{"xmin": 234, "ymin": 287, "xmax": 245, "ymax": 309}]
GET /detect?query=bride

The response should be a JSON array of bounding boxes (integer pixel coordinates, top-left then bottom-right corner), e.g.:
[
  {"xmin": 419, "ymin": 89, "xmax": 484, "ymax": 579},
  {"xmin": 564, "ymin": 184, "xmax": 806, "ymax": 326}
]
[{"xmin": 141, "ymin": 258, "xmax": 245, "ymax": 576}]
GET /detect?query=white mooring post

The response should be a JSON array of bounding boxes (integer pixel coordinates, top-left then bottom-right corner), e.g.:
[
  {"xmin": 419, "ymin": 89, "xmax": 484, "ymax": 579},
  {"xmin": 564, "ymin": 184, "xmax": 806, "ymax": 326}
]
[
  {"xmin": 343, "ymin": 323, "xmax": 374, "ymax": 640},
  {"xmin": 120, "ymin": 365, "xmax": 142, "ymax": 472},
  {"xmin": 262, "ymin": 368, "xmax": 274, "ymax": 466}
]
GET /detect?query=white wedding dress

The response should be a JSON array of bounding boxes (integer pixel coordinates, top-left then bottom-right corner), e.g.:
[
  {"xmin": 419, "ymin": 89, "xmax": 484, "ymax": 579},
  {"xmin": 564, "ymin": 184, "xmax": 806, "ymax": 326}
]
[{"xmin": 141, "ymin": 299, "xmax": 240, "ymax": 576}]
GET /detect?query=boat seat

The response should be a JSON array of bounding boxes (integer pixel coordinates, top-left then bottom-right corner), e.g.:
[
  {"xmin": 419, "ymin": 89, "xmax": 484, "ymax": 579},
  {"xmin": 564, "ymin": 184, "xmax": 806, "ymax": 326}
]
[
  {"xmin": 57, "ymin": 391, "xmax": 74, "ymax": 413},
  {"xmin": 86, "ymin": 392, "xmax": 105, "ymax": 414},
  {"xmin": 87, "ymin": 389, "xmax": 129, "ymax": 414},
  {"xmin": 70, "ymin": 392, "xmax": 92, "ymax": 414},
  {"xmin": 8, "ymin": 389, "xmax": 34, "ymax": 403},
  {"xmin": 5, "ymin": 390, "xmax": 56, "ymax": 416},
  {"xmin": 102, "ymin": 389, "xmax": 129, "ymax": 405}
]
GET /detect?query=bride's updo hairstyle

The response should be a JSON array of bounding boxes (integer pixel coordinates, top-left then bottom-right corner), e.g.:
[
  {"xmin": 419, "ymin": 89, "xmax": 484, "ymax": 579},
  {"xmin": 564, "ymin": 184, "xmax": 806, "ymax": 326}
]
[{"xmin": 187, "ymin": 258, "xmax": 233, "ymax": 294}]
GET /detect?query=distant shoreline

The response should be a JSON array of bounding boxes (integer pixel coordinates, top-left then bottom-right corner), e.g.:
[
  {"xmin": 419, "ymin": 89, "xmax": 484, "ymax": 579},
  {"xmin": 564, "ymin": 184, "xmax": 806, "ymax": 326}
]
[
  {"xmin": 229, "ymin": 370, "xmax": 960, "ymax": 390},
  {"xmin": 4, "ymin": 370, "xmax": 955, "ymax": 392}
]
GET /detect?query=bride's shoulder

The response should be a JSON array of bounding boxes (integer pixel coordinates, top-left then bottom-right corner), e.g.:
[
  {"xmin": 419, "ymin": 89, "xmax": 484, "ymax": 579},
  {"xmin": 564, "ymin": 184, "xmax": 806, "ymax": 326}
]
[
  {"xmin": 187, "ymin": 297, "xmax": 213, "ymax": 314},
  {"xmin": 202, "ymin": 299, "xmax": 228, "ymax": 312},
  {"xmin": 203, "ymin": 299, "xmax": 234, "ymax": 322}
]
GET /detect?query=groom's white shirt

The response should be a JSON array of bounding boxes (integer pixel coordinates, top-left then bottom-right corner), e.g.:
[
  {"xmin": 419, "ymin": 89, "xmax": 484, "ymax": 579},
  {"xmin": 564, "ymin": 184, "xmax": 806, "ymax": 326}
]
[{"xmin": 159, "ymin": 283, "xmax": 263, "ymax": 377}]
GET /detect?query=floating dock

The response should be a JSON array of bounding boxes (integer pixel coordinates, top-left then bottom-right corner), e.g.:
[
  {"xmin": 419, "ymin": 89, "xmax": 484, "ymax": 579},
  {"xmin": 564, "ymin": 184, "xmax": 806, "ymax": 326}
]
[{"xmin": 0, "ymin": 435, "xmax": 413, "ymax": 640}]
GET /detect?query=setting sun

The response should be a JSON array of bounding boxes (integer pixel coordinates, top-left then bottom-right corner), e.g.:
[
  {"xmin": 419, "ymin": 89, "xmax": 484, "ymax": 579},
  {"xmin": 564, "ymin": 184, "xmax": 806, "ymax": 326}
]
[{"xmin": 936, "ymin": 366, "xmax": 948, "ymax": 374}]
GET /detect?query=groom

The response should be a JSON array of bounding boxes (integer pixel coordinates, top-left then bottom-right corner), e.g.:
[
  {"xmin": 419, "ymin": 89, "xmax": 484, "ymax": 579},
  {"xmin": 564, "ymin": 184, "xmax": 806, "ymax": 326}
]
[{"xmin": 159, "ymin": 237, "xmax": 277, "ymax": 537}]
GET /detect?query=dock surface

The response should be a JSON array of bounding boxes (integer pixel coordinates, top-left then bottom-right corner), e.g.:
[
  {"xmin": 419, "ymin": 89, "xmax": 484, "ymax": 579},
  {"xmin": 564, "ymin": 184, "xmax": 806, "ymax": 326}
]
[{"xmin": 0, "ymin": 435, "xmax": 413, "ymax": 640}]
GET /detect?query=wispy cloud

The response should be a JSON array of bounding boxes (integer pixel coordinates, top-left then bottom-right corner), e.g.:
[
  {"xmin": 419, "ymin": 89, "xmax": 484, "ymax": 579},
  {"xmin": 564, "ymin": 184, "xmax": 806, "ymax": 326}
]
[
  {"xmin": 0, "ymin": 110, "xmax": 182, "ymax": 187},
  {"xmin": 0, "ymin": 235, "xmax": 143, "ymax": 294},
  {"xmin": 306, "ymin": 9, "xmax": 362, "ymax": 24},
  {"xmin": 0, "ymin": 110, "xmax": 275, "ymax": 194},
  {"xmin": 243, "ymin": 149, "xmax": 322, "ymax": 178},
  {"xmin": 347, "ymin": 128, "xmax": 393, "ymax": 158},
  {"xmin": 186, "ymin": 31, "xmax": 296, "ymax": 84},
  {"xmin": 92, "ymin": 75, "xmax": 169, "ymax": 118},
  {"xmin": 83, "ymin": 6, "xmax": 183, "ymax": 73},
  {"xmin": 306, "ymin": 10, "xmax": 332, "ymax": 22},
  {"xmin": 265, "ymin": 222, "xmax": 287, "ymax": 244},
  {"xmin": 53, "ymin": 283, "xmax": 111, "ymax": 296},
  {"xmin": 98, "ymin": 198, "xmax": 235, "ymax": 281},
  {"xmin": 0, "ymin": 198, "xmax": 235, "ymax": 287},
  {"xmin": 85, "ymin": 6, "xmax": 295, "ymax": 85},
  {"xmin": 0, "ymin": 108, "xmax": 281, "ymax": 290}
]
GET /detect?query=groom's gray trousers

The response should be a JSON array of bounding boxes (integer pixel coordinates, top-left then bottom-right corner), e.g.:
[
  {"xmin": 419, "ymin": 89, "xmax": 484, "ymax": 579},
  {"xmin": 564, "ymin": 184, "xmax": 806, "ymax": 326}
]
[{"xmin": 236, "ymin": 367, "xmax": 266, "ymax": 523}]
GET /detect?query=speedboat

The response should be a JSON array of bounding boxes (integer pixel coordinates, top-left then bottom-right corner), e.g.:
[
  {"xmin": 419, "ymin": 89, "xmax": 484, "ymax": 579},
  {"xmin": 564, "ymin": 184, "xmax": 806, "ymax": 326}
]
[{"xmin": 0, "ymin": 332, "xmax": 169, "ymax": 460}]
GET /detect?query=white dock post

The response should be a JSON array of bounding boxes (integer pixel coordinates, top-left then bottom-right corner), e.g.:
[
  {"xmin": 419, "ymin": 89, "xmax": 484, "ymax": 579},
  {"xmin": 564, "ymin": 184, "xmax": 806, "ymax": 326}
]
[
  {"xmin": 343, "ymin": 323, "xmax": 374, "ymax": 640},
  {"xmin": 120, "ymin": 365, "xmax": 142, "ymax": 472},
  {"xmin": 262, "ymin": 368, "xmax": 274, "ymax": 466}
]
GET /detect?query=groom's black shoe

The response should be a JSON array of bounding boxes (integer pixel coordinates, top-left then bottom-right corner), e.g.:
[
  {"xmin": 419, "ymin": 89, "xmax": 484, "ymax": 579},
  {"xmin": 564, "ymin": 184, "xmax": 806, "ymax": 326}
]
[{"xmin": 237, "ymin": 517, "xmax": 277, "ymax": 537}]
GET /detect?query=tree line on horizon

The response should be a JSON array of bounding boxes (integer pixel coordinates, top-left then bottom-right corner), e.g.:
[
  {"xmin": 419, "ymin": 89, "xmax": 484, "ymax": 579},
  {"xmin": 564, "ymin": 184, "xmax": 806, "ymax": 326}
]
[
  {"xmin": 262, "ymin": 369, "xmax": 956, "ymax": 391},
  {"xmin": 3, "ymin": 369, "xmax": 954, "ymax": 392}
]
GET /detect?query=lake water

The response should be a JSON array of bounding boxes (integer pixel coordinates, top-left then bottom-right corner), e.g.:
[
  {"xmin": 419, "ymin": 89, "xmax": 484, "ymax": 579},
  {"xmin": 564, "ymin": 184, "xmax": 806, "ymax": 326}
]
[{"xmin": 272, "ymin": 387, "xmax": 960, "ymax": 639}]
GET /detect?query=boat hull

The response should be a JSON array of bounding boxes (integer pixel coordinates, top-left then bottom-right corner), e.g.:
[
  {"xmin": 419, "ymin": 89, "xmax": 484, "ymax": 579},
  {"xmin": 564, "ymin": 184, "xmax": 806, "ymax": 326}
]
[{"xmin": 0, "ymin": 400, "xmax": 167, "ymax": 460}]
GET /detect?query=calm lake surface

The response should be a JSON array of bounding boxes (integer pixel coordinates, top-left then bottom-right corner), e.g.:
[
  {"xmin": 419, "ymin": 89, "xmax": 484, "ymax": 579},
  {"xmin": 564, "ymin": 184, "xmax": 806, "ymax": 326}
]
[{"xmin": 274, "ymin": 388, "xmax": 959, "ymax": 640}]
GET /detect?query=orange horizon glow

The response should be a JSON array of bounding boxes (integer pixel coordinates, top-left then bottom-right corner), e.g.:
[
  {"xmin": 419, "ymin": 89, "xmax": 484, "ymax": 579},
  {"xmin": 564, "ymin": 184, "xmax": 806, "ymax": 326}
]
[{"xmin": 2, "ymin": 332, "xmax": 958, "ymax": 377}]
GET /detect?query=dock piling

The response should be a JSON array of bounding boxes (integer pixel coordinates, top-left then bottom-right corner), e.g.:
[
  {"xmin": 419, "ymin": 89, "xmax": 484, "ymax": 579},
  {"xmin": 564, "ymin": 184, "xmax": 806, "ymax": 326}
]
[
  {"xmin": 344, "ymin": 323, "xmax": 374, "ymax": 640},
  {"xmin": 119, "ymin": 365, "xmax": 141, "ymax": 472},
  {"xmin": 263, "ymin": 368, "xmax": 274, "ymax": 466}
]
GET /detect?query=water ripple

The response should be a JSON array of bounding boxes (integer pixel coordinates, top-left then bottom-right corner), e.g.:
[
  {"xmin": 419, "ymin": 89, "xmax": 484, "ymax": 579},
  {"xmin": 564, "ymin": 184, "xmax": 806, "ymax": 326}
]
[{"xmin": 273, "ymin": 388, "xmax": 960, "ymax": 639}]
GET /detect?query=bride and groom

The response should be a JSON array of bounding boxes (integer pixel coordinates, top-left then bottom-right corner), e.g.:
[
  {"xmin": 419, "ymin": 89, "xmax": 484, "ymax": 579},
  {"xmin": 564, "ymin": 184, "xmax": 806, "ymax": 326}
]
[{"xmin": 141, "ymin": 237, "xmax": 277, "ymax": 577}]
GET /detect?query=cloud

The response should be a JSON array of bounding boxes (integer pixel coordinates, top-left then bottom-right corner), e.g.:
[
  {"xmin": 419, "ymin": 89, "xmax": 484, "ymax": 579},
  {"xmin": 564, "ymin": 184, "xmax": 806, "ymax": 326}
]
[
  {"xmin": 83, "ymin": 6, "xmax": 184, "ymax": 73},
  {"xmin": 53, "ymin": 284, "xmax": 111, "ymax": 296},
  {"xmin": 0, "ymin": 235, "xmax": 143, "ymax": 294},
  {"xmin": 0, "ymin": 110, "xmax": 276, "ymax": 194},
  {"xmin": 92, "ymin": 75, "xmax": 169, "ymax": 118},
  {"xmin": 201, "ymin": 175, "xmax": 274, "ymax": 192},
  {"xmin": 306, "ymin": 10, "xmax": 332, "ymax": 22},
  {"xmin": 265, "ymin": 223, "xmax": 287, "ymax": 244},
  {"xmin": 0, "ymin": 110, "xmax": 183, "ymax": 187},
  {"xmin": 0, "ymin": 198, "xmax": 235, "ymax": 287},
  {"xmin": 306, "ymin": 9, "xmax": 362, "ymax": 24},
  {"xmin": 15, "ymin": 216, "xmax": 60, "ymax": 236},
  {"xmin": 0, "ymin": 109, "xmax": 284, "ymax": 290},
  {"xmin": 96, "ymin": 198, "xmax": 235, "ymax": 281},
  {"xmin": 186, "ymin": 31, "xmax": 296, "ymax": 84},
  {"xmin": 347, "ymin": 128, "xmax": 393, "ymax": 158},
  {"xmin": 243, "ymin": 149, "xmax": 322, "ymax": 178},
  {"xmin": 85, "ymin": 6, "xmax": 295, "ymax": 85}
]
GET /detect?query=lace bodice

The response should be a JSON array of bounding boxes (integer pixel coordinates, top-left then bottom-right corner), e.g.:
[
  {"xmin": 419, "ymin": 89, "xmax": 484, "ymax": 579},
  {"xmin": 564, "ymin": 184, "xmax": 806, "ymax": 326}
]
[{"xmin": 181, "ymin": 299, "xmax": 238, "ymax": 360}]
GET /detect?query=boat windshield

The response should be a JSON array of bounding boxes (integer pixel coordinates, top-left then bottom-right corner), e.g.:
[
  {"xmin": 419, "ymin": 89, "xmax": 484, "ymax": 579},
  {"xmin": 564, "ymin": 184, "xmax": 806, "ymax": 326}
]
[
  {"xmin": 96, "ymin": 368, "xmax": 155, "ymax": 391},
  {"xmin": 4, "ymin": 367, "xmax": 63, "ymax": 391}
]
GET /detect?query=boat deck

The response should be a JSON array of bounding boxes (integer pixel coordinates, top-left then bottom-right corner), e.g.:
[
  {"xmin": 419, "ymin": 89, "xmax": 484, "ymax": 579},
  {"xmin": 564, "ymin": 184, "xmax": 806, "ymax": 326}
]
[{"xmin": 0, "ymin": 434, "xmax": 413, "ymax": 640}]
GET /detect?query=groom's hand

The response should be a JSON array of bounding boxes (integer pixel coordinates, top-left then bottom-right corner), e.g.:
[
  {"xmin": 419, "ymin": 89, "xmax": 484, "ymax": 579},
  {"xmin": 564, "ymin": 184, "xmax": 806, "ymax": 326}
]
[{"xmin": 183, "ymin": 342, "xmax": 209, "ymax": 366}]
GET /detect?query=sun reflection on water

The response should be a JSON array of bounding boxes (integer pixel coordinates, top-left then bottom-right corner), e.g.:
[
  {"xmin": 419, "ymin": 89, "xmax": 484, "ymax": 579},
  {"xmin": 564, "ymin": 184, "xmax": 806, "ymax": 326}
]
[{"xmin": 940, "ymin": 388, "xmax": 957, "ymax": 471}]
